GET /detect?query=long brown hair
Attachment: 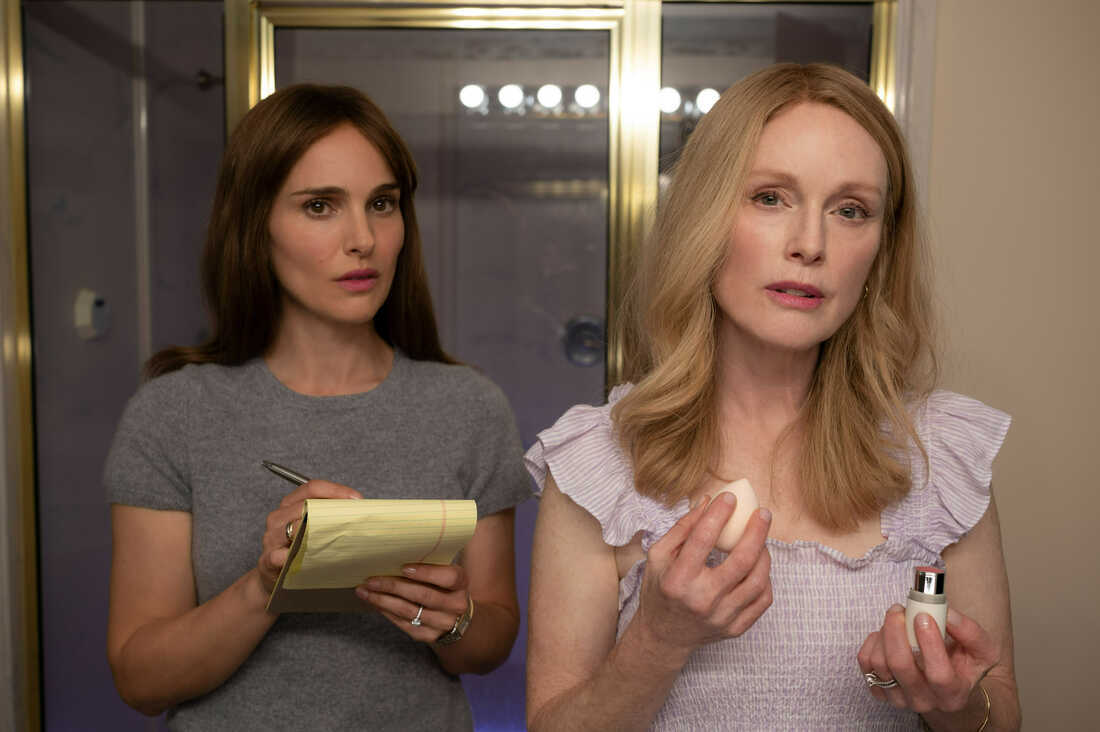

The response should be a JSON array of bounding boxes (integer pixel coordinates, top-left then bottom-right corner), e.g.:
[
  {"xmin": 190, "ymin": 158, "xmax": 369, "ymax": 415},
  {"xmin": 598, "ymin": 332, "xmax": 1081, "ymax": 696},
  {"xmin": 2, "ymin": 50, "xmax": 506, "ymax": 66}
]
[
  {"xmin": 146, "ymin": 84, "xmax": 453, "ymax": 378},
  {"xmin": 613, "ymin": 63, "xmax": 937, "ymax": 531}
]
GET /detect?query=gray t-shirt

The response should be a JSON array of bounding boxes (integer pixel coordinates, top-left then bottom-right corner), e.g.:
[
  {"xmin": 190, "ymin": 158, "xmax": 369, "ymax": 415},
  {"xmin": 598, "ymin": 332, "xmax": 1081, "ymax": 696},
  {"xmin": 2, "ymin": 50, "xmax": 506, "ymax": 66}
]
[{"xmin": 105, "ymin": 351, "xmax": 532, "ymax": 731}]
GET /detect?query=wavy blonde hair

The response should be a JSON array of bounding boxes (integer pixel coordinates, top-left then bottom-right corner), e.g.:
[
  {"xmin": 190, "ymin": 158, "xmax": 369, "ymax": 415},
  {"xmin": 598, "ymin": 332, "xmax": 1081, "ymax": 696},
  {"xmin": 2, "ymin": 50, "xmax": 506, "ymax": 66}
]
[{"xmin": 613, "ymin": 63, "xmax": 936, "ymax": 531}]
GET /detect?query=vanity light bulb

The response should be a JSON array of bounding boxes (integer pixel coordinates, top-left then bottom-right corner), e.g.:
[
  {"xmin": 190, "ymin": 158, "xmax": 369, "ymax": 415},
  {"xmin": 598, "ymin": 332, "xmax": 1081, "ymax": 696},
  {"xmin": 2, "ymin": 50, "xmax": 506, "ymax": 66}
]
[
  {"xmin": 498, "ymin": 84, "xmax": 525, "ymax": 109},
  {"xmin": 658, "ymin": 87, "xmax": 682, "ymax": 114},
  {"xmin": 574, "ymin": 84, "xmax": 601, "ymax": 110},
  {"xmin": 536, "ymin": 84, "xmax": 563, "ymax": 109},
  {"xmin": 696, "ymin": 87, "xmax": 720, "ymax": 114},
  {"xmin": 459, "ymin": 84, "xmax": 486, "ymax": 109}
]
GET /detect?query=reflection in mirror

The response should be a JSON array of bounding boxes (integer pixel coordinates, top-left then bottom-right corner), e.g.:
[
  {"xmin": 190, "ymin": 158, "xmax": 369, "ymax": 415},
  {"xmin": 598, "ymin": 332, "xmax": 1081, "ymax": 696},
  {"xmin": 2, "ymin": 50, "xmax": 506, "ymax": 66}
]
[{"xmin": 660, "ymin": 2, "xmax": 874, "ymax": 179}]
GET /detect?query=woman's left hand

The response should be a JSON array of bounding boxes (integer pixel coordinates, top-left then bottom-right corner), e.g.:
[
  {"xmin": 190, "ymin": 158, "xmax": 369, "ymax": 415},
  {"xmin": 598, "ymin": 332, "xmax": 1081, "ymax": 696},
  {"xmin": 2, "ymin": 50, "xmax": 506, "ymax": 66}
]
[
  {"xmin": 356, "ymin": 564, "xmax": 470, "ymax": 643},
  {"xmin": 857, "ymin": 604, "xmax": 1000, "ymax": 715}
]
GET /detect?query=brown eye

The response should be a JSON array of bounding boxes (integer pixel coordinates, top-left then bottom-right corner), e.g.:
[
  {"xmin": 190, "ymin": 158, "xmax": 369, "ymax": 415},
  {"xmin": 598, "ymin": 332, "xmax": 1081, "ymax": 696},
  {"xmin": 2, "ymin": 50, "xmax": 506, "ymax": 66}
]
[
  {"xmin": 304, "ymin": 199, "xmax": 331, "ymax": 215},
  {"xmin": 371, "ymin": 196, "xmax": 398, "ymax": 213}
]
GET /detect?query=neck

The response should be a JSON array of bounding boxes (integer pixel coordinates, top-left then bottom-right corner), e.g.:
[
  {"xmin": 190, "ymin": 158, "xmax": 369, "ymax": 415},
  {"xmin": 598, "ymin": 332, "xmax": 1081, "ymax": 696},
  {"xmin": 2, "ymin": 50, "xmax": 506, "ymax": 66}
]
[
  {"xmin": 714, "ymin": 332, "xmax": 818, "ymax": 430},
  {"xmin": 264, "ymin": 309, "xmax": 393, "ymax": 397},
  {"xmin": 710, "ymin": 328, "xmax": 818, "ymax": 512}
]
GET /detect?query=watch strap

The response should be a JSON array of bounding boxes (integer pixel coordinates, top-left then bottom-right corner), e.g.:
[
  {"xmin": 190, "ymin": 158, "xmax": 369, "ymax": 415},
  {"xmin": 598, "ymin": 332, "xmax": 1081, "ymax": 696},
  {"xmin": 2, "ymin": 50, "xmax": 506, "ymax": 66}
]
[{"xmin": 436, "ymin": 593, "xmax": 474, "ymax": 646}]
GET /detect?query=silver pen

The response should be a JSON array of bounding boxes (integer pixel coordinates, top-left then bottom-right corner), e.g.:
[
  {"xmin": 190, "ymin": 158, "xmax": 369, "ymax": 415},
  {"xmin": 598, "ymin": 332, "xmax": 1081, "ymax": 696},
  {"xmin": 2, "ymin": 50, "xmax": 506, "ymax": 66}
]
[{"xmin": 262, "ymin": 460, "xmax": 311, "ymax": 486}]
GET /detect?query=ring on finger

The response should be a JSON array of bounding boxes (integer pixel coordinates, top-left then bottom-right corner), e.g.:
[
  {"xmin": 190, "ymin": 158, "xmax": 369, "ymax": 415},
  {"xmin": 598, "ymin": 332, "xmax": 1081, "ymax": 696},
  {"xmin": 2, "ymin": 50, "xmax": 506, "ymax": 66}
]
[
  {"xmin": 864, "ymin": 671, "xmax": 899, "ymax": 689},
  {"xmin": 284, "ymin": 521, "xmax": 295, "ymax": 545},
  {"xmin": 410, "ymin": 605, "xmax": 424, "ymax": 627}
]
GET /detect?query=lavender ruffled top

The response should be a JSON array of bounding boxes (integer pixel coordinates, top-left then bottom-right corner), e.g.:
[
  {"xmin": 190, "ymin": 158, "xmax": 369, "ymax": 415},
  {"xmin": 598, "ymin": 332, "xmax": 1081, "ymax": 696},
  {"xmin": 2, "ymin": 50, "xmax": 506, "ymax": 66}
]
[{"xmin": 524, "ymin": 387, "xmax": 1010, "ymax": 731}]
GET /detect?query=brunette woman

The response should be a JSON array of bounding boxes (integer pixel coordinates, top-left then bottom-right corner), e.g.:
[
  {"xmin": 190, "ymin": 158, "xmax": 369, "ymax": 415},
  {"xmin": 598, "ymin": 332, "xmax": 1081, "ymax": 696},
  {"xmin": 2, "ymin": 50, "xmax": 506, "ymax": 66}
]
[{"xmin": 106, "ymin": 84, "xmax": 530, "ymax": 730}]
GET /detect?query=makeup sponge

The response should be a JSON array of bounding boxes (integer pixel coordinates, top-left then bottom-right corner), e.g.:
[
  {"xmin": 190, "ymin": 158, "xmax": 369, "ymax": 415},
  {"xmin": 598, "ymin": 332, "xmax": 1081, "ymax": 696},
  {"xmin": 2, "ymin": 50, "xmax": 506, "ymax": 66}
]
[{"xmin": 714, "ymin": 478, "xmax": 759, "ymax": 552}]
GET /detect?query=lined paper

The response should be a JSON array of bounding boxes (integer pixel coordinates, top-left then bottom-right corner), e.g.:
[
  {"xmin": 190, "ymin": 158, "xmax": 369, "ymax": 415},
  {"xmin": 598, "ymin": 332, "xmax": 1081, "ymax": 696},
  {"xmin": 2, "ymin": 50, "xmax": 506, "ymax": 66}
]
[{"xmin": 282, "ymin": 498, "xmax": 477, "ymax": 590}]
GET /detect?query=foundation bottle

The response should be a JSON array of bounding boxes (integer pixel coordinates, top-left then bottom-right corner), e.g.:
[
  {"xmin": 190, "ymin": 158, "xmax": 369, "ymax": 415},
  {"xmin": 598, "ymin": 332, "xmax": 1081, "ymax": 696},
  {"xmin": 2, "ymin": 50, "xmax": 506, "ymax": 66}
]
[{"xmin": 905, "ymin": 566, "xmax": 947, "ymax": 651}]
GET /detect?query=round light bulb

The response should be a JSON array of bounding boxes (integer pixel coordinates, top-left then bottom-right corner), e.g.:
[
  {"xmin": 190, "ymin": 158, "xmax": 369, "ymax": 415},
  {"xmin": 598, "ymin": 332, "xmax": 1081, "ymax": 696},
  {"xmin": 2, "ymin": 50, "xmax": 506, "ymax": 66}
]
[
  {"xmin": 459, "ymin": 84, "xmax": 486, "ymax": 109},
  {"xmin": 498, "ymin": 84, "xmax": 525, "ymax": 109},
  {"xmin": 658, "ymin": 87, "xmax": 682, "ymax": 115},
  {"xmin": 536, "ymin": 84, "xmax": 563, "ymax": 109},
  {"xmin": 574, "ymin": 84, "xmax": 601, "ymax": 109},
  {"xmin": 696, "ymin": 87, "xmax": 720, "ymax": 114}
]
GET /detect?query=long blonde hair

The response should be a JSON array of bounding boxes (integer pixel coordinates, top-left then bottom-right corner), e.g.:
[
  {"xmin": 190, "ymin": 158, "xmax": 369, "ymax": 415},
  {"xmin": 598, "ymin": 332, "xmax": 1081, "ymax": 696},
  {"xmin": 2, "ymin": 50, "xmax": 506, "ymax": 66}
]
[{"xmin": 613, "ymin": 63, "xmax": 936, "ymax": 531}]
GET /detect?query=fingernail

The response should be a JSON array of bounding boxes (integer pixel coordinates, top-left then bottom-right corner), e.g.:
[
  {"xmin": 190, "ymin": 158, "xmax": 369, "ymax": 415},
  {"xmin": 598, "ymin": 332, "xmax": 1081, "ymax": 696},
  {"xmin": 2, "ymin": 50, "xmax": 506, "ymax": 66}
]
[
  {"xmin": 917, "ymin": 613, "xmax": 932, "ymax": 628},
  {"xmin": 720, "ymin": 491, "xmax": 736, "ymax": 505},
  {"xmin": 947, "ymin": 608, "xmax": 961, "ymax": 626},
  {"xmin": 402, "ymin": 566, "xmax": 416, "ymax": 576},
  {"xmin": 355, "ymin": 587, "xmax": 369, "ymax": 601},
  {"xmin": 365, "ymin": 579, "xmax": 381, "ymax": 590},
  {"xmin": 692, "ymin": 494, "xmax": 710, "ymax": 509},
  {"xmin": 758, "ymin": 507, "xmax": 772, "ymax": 523},
  {"xmin": 887, "ymin": 603, "xmax": 904, "ymax": 614}
]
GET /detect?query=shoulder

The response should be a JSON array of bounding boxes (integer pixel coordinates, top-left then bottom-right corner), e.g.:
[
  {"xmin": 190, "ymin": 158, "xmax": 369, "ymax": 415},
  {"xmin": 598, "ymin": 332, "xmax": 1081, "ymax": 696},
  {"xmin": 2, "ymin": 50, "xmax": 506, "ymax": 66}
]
[
  {"xmin": 526, "ymin": 383, "xmax": 632, "ymax": 473},
  {"xmin": 106, "ymin": 365, "xmax": 248, "ymax": 511},
  {"xmin": 398, "ymin": 358, "xmax": 514, "ymax": 423},
  {"xmin": 132, "ymin": 361, "xmax": 249, "ymax": 407},
  {"xmin": 884, "ymin": 390, "xmax": 1011, "ymax": 555},
  {"xmin": 115, "ymin": 361, "xmax": 262, "ymax": 446},
  {"xmin": 524, "ymin": 384, "xmax": 671, "ymax": 546},
  {"xmin": 915, "ymin": 390, "xmax": 1012, "ymax": 442},
  {"xmin": 913, "ymin": 390, "xmax": 1011, "ymax": 494}
]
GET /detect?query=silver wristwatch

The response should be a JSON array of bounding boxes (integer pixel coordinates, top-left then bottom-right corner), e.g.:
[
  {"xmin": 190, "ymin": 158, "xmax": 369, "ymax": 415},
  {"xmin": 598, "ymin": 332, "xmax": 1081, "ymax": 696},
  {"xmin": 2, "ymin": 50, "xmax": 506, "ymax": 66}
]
[{"xmin": 436, "ymin": 594, "xmax": 474, "ymax": 646}]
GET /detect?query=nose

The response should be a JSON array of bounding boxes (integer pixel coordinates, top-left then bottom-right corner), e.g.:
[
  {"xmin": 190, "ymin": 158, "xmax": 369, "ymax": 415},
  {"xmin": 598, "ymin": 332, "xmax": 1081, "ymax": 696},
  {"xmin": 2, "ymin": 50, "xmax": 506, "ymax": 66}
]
[
  {"xmin": 344, "ymin": 207, "xmax": 375, "ymax": 257},
  {"xmin": 786, "ymin": 209, "xmax": 825, "ymax": 265}
]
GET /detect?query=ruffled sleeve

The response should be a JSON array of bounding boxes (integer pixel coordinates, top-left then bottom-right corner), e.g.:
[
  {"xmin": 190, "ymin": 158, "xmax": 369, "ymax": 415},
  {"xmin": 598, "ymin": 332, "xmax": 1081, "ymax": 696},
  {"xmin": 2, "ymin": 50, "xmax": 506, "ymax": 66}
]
[
  {"xmin": 525, "ymin": 384, "xmax": 679, "ymax": 547},
  {"xmin": 884, "ymin": 390, "xmax": 1011, "ymax": 556}
]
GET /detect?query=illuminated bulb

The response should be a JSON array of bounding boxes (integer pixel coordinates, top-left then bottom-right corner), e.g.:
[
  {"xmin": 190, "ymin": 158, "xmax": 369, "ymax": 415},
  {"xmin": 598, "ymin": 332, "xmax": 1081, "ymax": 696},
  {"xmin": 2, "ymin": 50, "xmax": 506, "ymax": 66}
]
[
  {"xmin": 574, "ymin": 84, "xmax": 600, "ymax": 109},
  {"xmin": 459, "ymin": 84, "xmax": 486, "ymax": 109},
  {"xmin": 696, "ymin": 88, "xmax": 720, "ymax": 114},
  {"xmin": 498, "ymin": 84, "xmax": 525, "ymax": 109},
  {"xmin": 658, "ymin": 87, "xmax": 682, "ymax": 114},
  {"xmin": 536, "ymin": 84, "xmax": 563, "ymax": 109}
]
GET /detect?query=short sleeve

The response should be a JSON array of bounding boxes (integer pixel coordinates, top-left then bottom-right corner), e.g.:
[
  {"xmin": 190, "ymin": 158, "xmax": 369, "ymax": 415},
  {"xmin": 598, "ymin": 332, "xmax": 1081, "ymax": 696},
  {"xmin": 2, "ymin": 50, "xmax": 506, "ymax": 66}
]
[
  {"xmin": 888, "ymin": 391, "xmax": 1011, "ymax": 555},
  {"xmin": 524, "ymin": 385, "xmax": 676, "ymax": 547},
  {"xmin": 460, "ymin": 378, "xmax": 534, "ymax": 519},
  {"xmin": 103, "ymin": 372, "xmax": 193, "ymax": 512}
]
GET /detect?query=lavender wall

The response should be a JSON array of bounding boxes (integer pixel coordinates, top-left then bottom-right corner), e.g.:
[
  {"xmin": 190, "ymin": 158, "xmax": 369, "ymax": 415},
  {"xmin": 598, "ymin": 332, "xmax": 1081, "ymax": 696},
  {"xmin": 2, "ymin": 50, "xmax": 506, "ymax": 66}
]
[{"xmin": 25, "ymin": 2, "xmax": 223, "ymax": 729}]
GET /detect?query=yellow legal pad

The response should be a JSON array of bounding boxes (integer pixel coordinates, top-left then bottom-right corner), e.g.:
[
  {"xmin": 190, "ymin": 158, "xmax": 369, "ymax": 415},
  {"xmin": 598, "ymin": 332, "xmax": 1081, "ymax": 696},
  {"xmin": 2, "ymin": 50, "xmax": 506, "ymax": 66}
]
[{"xmin": 267, "ymin": 498, "xmax": 478, "ymax": 613}]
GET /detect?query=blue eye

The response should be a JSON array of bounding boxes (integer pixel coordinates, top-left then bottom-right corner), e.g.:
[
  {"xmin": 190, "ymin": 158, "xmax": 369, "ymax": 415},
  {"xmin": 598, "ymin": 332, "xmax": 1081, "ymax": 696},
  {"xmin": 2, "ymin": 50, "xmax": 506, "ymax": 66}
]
[
  {"xmin": 837, "ymin": 205, "xmax": 869, "ymax": 220},
  {"xmin": 753, "ymin": 191, "xmax": 781, "ymax": 206}
]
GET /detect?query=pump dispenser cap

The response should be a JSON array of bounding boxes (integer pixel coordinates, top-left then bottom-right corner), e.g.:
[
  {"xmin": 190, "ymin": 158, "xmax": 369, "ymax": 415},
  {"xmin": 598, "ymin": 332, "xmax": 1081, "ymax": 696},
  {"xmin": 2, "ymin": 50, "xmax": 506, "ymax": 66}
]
[{"xmin": 912, "ymin": 566, "xmax": 945, "ymax": 595}]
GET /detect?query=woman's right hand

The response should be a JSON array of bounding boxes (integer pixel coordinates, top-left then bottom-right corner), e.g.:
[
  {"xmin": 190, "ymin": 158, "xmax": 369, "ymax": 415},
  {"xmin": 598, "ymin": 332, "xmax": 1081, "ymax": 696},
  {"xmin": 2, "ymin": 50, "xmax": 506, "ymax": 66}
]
[
  {"xmin": 257, "ymin": 479, "xmax": 363, "ymax": 594},
  {"xmin": 633, "ymin": 492, "xmax": 773, "ymax": 656}
]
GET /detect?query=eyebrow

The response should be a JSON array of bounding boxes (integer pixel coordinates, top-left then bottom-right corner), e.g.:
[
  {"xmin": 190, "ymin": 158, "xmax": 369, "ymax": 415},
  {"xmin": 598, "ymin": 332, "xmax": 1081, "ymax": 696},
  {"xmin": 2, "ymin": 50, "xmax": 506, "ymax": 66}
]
[
  {"xmin": 288, "ymin": 183, "xmax": 400, "ymax": 197},
  {"xmin": 746, "ymin": 169, "xmax": 884, "ymax": 199}
]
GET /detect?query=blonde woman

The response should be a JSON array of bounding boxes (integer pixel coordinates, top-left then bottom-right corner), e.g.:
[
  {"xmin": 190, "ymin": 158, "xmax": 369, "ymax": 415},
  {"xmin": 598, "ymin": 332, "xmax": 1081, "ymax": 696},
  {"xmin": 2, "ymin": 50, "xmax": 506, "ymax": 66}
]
[{"xmin": 525, "ymin": 64, "xmax": 1019, "ymax": 730}]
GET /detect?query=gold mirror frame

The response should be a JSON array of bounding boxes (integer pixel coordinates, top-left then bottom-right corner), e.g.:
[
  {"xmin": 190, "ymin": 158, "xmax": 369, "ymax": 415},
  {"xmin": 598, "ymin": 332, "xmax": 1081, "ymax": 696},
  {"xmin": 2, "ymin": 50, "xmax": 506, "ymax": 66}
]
[
  {"xmin": 225, "ymin": 0, "xmax": 894, "ymax": 387},
  {"xmin": 1, "ymin": 0, "xmax": 40, "ymax": 728},
  {"xmin": 225, "ymin": 0, "xmax": 662, "ymax": 387}
]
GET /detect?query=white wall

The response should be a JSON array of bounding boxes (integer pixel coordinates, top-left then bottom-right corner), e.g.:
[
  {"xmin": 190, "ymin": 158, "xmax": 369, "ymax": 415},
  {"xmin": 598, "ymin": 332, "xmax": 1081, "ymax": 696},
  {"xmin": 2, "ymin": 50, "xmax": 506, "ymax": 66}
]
[{"xmin": 928, "ymin": 0, "xmax": 1100, "ymax": 727}]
